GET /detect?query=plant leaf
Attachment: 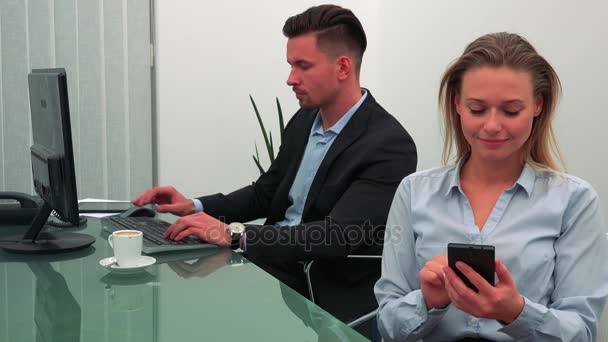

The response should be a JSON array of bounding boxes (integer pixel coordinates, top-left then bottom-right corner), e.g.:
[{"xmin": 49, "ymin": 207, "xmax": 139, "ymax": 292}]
[
  {"xmin": 276, "ymin": 97, "xmax": 285, "ymax": 143},
  {"xmin": 250, "ymin": 95, "xmax": 272, "ymax": 161},
  {"xmin": 255, "ymin": 143, "xmax": 261, "ymax": 162},
  {"xmin": 253, "ymin": 155, "xmax": 264, "ymax": 175},
  {"xmin": 269, "ymin": 131, "xmax": 275, "ymax": 163}
]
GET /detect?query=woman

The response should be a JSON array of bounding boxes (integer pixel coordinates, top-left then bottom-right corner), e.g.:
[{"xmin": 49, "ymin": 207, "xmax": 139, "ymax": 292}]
[{"xmin": 375, "ymin": 32, "xmax": 608, "ymax": 341}]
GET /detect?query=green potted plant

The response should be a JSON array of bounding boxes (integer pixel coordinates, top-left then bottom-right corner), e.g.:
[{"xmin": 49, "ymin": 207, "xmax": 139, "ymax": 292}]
[{"xmin": 250, "ymin": 95, "xmax": 285, "ymax": 174}]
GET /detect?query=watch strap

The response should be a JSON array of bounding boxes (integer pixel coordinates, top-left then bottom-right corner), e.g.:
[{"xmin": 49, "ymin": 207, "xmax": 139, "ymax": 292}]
[
  {"xmin": 228, "ymin": 222, "xmax": 246, "ymax": 250},
  {"xmin": 230, "ymin": 232, "xmax": 242, "ymax": 250}
]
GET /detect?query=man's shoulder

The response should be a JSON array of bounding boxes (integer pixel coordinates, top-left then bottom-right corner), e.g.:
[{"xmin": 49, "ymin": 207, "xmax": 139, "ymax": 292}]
[
  {"xmin": 359, "ymin": 90, "xmax": 388, "ymax": 115},
  {"xmin": 360, "ymin": 92, "xmax": 407, "ymax": 131}
]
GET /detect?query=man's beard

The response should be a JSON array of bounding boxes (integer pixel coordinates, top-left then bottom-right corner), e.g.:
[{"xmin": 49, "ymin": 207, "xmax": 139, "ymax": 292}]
[{"xmin": 298, "ymin": 99, "xmax": 316, "ymax": 109}]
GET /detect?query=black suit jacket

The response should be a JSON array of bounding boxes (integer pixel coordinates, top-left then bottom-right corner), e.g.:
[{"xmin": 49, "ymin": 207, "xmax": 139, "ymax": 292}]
[{"xmin": 198, "ymin": 91, "xmax": 416, "ymax": 317}]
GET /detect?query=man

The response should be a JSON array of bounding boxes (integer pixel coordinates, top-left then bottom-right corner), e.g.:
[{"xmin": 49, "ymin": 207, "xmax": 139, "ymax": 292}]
[{"xmin": 134, "ymin": 4, "xmax": 417, "ymax": 335}]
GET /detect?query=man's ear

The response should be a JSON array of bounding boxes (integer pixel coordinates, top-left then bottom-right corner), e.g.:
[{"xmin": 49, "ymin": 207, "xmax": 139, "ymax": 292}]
[{"xmin": 336, "ymin": 56, "xmax": 352, "ymax": 81}]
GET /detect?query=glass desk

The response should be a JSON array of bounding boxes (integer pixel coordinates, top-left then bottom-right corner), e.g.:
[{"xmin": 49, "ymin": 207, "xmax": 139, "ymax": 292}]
[{"xmin": 0, "ymin": 217, "xmax": 369, "ymax": 342}]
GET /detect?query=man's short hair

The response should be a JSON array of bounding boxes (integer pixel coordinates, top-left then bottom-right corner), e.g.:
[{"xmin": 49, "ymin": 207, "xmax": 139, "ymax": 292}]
[{"xmin": 283, "ymin": 4, "xmax": 367, "ymax": 75}]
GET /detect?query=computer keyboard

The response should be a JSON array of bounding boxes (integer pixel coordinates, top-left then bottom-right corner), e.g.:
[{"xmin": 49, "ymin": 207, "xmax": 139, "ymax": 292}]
[{"xmin": 101, "ymin": 216, "xmax": 214, "ymax": 254}]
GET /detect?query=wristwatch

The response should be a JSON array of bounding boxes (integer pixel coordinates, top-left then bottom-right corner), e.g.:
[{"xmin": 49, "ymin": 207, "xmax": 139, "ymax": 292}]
[{"xmin": 227, "ymin": 222, "xmax": 246, "ymax": 250}]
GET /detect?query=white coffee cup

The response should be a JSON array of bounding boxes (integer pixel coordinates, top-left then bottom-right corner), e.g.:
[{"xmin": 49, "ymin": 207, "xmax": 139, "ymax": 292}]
[{"xmin": 108, "ymin": 230, "xmax": 143, "ymax": 267}]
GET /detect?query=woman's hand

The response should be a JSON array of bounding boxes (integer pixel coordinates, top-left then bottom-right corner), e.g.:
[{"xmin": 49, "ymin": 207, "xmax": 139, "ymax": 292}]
[
  {"xmin": 443, "ymin": 259, "xmax": 524, "ymax": 323},
  {"xmin": 419, "ymin": 255, "xmax": 451, "ymax": 309}
]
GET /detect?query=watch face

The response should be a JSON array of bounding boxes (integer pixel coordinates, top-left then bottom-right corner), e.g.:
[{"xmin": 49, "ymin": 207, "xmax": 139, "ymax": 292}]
[{"xmin": 229, "ymin": 223, "xmax": 245, "ymax": 235}]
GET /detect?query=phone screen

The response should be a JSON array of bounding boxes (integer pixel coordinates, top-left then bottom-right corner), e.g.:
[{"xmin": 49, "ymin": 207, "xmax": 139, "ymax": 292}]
[
  {"xmin": 447, "ymin": 243, "xmax": 495, "ymax": 292},
  {"xmin": 78, "ymin": 201, "xmax": 133, "ymax": 213}
]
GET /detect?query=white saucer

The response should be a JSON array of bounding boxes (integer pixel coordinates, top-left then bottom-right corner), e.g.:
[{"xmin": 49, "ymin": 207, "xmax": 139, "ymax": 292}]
[{"xmin": 99, "ymin": 256, "xmax": 156, "ymax": 274}]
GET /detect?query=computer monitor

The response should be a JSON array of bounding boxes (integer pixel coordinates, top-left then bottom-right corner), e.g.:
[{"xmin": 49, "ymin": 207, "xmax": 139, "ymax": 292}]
[{"xmin": 0, "ymin": 68, "xmax": 95, "ymax": 254}]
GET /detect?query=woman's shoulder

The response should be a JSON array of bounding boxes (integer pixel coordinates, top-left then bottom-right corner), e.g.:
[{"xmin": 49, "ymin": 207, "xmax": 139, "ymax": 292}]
[
  {"xmin": 534, "ymin": 169, "xmax": 598, "ymax": 198},
  {"xmin": 562, "ymin": 173, "xmax": 594, "ymax": 188},
  {"xmin": 405, "ymin": 165, "xmax": 455, "ymax": 180},
  {"xmin": 398, "ymin": 165, "xmax": 457, "ymax": 191}
]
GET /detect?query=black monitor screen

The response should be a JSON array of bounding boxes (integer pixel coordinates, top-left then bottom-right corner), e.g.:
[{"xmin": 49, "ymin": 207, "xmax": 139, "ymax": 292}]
[
  {"xmin": 30, "ymin": 72, "xmax": 66, "ymax": 155},
  {"xmin": 28, "ymin": 68, "xmax": 79, "ymax": 225},
  {"xmin": 0, "ymin": 68, "xmax": 94, "ymax": 254}
]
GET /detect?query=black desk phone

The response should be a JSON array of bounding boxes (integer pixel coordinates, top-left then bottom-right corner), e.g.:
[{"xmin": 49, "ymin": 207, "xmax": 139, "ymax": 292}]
[{"xmin": 0, "ymin": 192, "xmax": 41, "ymax": 225}]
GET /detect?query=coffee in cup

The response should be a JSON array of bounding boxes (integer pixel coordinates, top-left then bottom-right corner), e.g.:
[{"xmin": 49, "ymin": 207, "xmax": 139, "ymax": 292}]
[
  {"xmin": 115, "ymin": 231, "xmax": 140, "ymax": 237},
  {"xmin": 108, "ymin": 230, "xmax": 143, "ymax": 267}
]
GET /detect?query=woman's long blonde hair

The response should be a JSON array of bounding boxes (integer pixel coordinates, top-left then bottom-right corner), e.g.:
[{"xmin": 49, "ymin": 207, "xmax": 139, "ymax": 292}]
[{"xmin": 438, "ymin": 32, "xmax": 565, "ymax": 172}]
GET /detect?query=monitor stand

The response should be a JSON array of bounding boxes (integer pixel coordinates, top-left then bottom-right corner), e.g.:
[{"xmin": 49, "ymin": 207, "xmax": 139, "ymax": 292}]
[{"xmin": 0, "ymin": 202, "xmax": 95, "ymax": 254}]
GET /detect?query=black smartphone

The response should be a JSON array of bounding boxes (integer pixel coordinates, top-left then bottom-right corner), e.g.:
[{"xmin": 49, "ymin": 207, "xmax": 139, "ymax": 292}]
[
  {"xmin": 78, "ymin": 201, "xmax": 133, "ymax": 213},
  {"xmin": 447, "ymin": 243, "xmax": 495, "ymax": 292}
]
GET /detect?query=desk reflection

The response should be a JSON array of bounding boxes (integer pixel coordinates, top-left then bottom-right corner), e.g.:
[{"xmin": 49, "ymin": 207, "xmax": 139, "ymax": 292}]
[
  {"xmin": 98, "ymin": 268, "xmax": 158, "ymax": 342},
  {"xmin": 167, "ymin": 248, "xmax": 232, "ymax": 278},
  {"xmin": 28, "ymin": 262, "xmax": 81, "ymax": 342},
  {"xmin": 101, "ymin": 271, "xmax": 157, "ymax": 313},
  {"xmin": 279, "ymin": 283, "xmax": 367, "ymax": 342},
  {"xmin": 1, "ymin": 218, "xmax": 368, "ymax": 342}
]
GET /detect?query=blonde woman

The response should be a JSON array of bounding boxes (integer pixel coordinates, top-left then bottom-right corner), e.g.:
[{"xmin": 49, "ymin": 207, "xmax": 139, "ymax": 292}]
[{"xmin": 375, "ymin": 32, "xmax": 608, "ymax": 341}]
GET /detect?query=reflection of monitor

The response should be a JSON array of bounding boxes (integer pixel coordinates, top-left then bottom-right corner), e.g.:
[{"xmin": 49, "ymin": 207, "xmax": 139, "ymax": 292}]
[
  {"xmin": 0, "ymin": 68, "xmax": 94, "ymax": 253},
  {"xmin": 28, "ymin": 262, "xmax": 81, "ymax": 342}
]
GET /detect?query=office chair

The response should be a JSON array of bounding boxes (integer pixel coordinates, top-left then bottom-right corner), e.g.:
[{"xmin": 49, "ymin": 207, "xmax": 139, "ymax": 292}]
[{"xmin": 303, "ymin": 255, "xmax": 381, "ymax": 329}]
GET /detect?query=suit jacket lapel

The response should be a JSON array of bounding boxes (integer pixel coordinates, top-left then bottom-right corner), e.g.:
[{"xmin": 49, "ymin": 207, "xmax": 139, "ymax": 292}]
[{"xmin": 301, "ymin": 94, "xmax": 374, "ymax": 217}]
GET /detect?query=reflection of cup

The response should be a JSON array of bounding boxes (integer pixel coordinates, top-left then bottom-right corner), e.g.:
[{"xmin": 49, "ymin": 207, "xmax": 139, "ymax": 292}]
[
  {"xmin": 108, "ymin": 230, "xmax": 142, "ymax": 267},
  {"xmin": 100, "ymin": 272, "xmax": 155, "ymax": 313},
  {"xmin": 106, "ymin": 283, "xmax": 145, "ymax": 312}
]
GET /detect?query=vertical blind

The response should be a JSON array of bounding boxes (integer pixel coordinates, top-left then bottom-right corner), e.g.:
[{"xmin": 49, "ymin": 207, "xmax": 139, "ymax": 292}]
[
  {"xmin": 0, "ymin": 0, "xmax": 153, "ymax": 201},
  {"xmin": 0, "ymin": 1, "xmax": 154, "ymax": 341}
]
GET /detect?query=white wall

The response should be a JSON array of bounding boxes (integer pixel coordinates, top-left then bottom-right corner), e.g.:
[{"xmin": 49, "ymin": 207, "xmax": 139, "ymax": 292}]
[
  {"xmin": 155, "ymin": 0, "xmax": 608, "ymax": 337},
  {"xmin": 155, "ymin": 0, "xmax": 608, "ymax": 221}
]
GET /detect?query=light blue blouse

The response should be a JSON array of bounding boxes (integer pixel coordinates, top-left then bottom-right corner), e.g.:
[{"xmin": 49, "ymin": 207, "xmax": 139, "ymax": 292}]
[{"xmin": 375, "ymin": 161, "xmax": 608, "ymax": 341}]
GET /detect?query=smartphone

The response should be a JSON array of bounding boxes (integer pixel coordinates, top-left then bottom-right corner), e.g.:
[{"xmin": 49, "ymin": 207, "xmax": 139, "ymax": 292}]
[
  {"xmin": 447, "ymin": 243, "xmax": 495, "ymax": 292},
  {"xmin": 78, "ymin": 201, "xmax": 133, "ymax": 213}
]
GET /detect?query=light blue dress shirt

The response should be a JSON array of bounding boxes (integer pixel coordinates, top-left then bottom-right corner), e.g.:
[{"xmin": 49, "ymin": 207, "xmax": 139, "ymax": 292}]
[
  {"xmin": 275, "ymin": 90, "xmax": 368, "ymax": 227},
  {"xmin": 192, "ymin": 198, "xmax": 203, "ymax": 212},
  {"xmin": 375, "ymin": 159, "xmax": 608, "ymax": 342}
]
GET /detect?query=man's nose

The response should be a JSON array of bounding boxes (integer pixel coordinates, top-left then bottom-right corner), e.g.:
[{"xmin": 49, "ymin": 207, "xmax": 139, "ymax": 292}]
[{"xmin": 287, "ymin": 68, "xmax": 299, "ymax": 86}]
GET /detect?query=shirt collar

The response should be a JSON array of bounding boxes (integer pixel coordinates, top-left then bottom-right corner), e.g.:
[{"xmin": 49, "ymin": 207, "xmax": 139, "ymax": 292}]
[
  {"xmin": 445, "ymin": 157, "xmax": 466, "ymax": 198},
  {"xmin": 514, "ymin": 163, "xmax": 535, "ymax": 196},
  {"xmin": 311, "ymin": 89, "xmax": 368, "ymax": 136},
  {"xmin": 444, "ymin": 155, "xmax": 536, "ymax": 198}
]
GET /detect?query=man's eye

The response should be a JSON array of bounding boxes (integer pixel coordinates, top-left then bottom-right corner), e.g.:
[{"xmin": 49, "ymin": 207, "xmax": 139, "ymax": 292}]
[{"xmin": 298, "ymin": 63, "xmax": 312, "ymax": 70}]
